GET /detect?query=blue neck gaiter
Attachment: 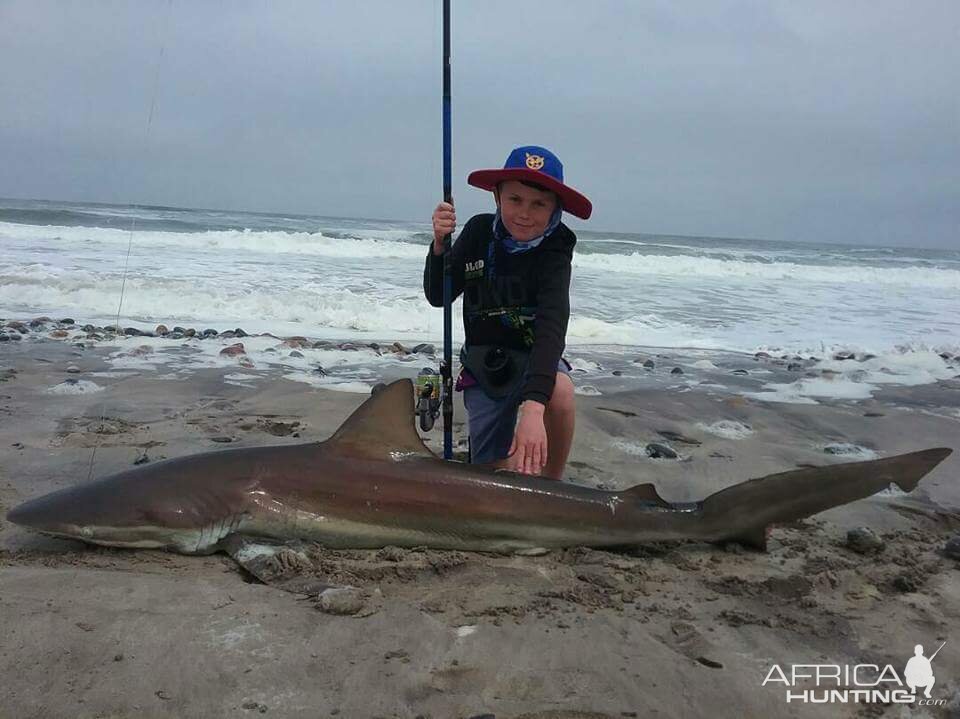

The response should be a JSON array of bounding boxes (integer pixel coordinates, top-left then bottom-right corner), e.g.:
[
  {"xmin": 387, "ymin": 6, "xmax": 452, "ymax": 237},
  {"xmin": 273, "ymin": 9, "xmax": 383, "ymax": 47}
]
[{"xmin": 492, "ymin": 206, "xmax": 562, "ymax": 254}]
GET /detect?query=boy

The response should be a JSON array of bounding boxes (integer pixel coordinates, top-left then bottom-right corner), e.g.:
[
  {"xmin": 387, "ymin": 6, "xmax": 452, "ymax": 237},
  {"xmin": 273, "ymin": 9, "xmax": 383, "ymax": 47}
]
[{"xmin": 423, "ymin": 145, "xmax": 592, "ymax": 479}]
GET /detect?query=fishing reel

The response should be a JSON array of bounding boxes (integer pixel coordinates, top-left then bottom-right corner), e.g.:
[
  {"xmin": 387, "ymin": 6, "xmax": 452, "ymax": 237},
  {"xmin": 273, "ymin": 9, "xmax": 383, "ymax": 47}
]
[{"xmin": 415, "ymin": 367, "xmax": 442, "ymax": 432}]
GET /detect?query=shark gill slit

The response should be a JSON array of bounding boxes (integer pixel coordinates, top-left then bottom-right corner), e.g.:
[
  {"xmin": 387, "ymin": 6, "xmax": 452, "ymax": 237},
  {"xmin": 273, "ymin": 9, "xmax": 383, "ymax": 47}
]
[{"xmin": 194, "ymin": 513, "xmax": 245, "ymax": 553}]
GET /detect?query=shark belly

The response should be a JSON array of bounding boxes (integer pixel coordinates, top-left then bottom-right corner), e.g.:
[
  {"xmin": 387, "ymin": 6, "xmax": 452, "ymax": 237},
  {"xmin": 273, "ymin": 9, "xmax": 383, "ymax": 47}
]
[
  {"xmin": 238, "ymin": 508, "xmax": 556, "ymax": 552},
  {"xmin": 234, "ymin": 496, "xmax": 706, "ymax": 553}
]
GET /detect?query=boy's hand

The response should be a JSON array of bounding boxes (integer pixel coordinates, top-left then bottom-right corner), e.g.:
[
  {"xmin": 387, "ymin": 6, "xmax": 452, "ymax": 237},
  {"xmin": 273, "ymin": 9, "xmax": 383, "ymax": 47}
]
[
  {"xmin": 507, "ymin": 401, "xmax": 548, "ymax": 476},
  {"xmin": 432, "ymin": 202, "xmax": 456, "ymax": 255}
]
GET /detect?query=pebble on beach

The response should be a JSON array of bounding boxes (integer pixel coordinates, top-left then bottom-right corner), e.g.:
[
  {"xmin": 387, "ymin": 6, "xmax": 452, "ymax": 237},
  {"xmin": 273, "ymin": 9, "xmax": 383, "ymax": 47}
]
[
  {"xmin": 944, "ymin": 536, "xmax": 960, "ymax": 560},
  {"xmin": 823, "ymin": 443, "xmax": 877, "ymax": 459},
  {"xmin": 317, "ymin": 587, "xmax": 366, "ymax": 615},
  {"xmin": 220, "ymin": 343, "xmax": 247, "ymax": 358},
  {"xmin": 646, "ymin": 443, "xmax": 679, "ymax": 460},
  {"xmin": 846, "ymin": 527, "xmax": 885, "ymax": 555}
]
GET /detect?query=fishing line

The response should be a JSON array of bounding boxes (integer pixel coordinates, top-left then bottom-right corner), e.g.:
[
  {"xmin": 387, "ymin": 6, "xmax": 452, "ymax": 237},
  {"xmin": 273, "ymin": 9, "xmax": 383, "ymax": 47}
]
[
  {"xmin": 86, "ymin": 0, "xmax": 173, "ymax": 482},
  {"xmin": 114, "ymin": 2, "xmax": 170, "ymax": 333}
]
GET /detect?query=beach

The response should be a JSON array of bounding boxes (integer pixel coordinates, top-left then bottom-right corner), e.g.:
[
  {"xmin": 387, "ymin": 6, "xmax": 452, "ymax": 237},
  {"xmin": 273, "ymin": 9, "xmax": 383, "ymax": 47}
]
[
  {"xmin": 3, "ymin": 0, "xmax": 958, "ymax": 713},
  {"xmin": 1, "ymin": 322, "xmax": 958, "ymax": 718}
]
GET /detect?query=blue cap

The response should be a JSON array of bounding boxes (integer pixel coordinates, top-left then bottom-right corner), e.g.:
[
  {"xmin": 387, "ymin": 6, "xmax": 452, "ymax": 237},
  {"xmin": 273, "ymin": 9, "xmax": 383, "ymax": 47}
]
[{"xmin": 468, "ymin": 145, "xmax": 592, "ymax": 219}]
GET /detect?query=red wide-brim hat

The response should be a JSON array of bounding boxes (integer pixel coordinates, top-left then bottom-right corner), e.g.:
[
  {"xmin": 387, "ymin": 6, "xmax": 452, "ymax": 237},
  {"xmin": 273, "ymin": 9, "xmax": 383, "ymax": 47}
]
[{"xmin": 467, "ymin": 145, "xmax": 592, "ymax": 220}]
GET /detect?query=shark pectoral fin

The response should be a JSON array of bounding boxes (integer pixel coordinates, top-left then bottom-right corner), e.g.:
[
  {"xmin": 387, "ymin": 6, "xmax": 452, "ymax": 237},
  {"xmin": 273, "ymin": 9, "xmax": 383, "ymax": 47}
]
[
  {"xmin": 222, "ymin": 536, "xmax": 344, "ymax": 595},
  {"xmin": 622, "ymin": 482, "xmax": 671, "ymax": 508},
  {"xmin": 323, "ymin": 379, "xmax": 436, "ymax": 460}
]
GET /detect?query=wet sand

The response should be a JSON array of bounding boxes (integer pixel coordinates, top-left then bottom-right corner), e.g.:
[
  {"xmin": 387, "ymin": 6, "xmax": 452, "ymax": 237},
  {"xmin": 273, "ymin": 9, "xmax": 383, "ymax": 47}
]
[{"xmin": 1, "ymin": 328, "xmax": 958, "ymax": 719}]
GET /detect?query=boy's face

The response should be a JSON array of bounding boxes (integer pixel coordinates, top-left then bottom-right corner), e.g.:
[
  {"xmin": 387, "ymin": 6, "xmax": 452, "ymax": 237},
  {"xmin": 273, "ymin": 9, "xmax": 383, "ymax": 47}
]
[{"xmin": 495, "ymin": 180, "xmax": 558, "ymax": 242}]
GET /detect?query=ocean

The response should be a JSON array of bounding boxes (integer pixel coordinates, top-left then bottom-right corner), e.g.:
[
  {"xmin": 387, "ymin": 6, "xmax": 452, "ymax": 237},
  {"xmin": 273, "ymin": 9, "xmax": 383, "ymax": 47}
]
[{"xmin": 1, "ymin": 197, "xmax": 958, "ymax": 400}]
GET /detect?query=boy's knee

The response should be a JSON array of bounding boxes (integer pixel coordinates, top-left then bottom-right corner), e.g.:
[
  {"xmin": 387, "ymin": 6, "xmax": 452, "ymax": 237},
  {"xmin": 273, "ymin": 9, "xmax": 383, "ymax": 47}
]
[{"xmin": 548, "ymin": 373, "xmax": 575, "ymax": 414}]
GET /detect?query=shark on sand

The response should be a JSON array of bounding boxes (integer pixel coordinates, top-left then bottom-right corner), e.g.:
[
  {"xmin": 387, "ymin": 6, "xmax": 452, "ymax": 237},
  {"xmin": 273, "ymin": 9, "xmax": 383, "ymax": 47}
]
[{"xmin": 6, "ymin": 379, "xmax": 951, "ymax": 591}]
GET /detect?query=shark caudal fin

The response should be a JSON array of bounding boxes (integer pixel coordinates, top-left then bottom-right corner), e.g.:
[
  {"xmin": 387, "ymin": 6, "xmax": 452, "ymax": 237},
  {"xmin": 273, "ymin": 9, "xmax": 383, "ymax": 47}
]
[
  {"xmin": 700, "ymin": 447, "xmax": 952, "ymax": 551},
  {"xmin": 324, "ymin": 379, "xmax": 435, "ymax": 460}
]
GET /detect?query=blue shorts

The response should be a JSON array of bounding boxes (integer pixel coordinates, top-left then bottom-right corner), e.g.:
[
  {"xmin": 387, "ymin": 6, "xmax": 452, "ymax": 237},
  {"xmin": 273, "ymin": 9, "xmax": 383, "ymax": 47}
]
[{"xmin": 461, "ymin": 359, "xmax": 571, "ymax": 464}]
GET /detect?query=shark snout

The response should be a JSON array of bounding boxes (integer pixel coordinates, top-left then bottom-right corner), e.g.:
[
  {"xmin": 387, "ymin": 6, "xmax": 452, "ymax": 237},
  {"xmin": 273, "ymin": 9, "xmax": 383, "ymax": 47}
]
[
  {"xmin": 7, "ymin": 494, "xmax": 164, "ymax": 548},
  {"xmin": 6, "ymin": 481, "xmax": 219, "ymax": 552},
  {"xmin": 7, "ymin": 494, "xmax": 83, "ymax": 537},
  {"xmin": 6, "ymin": 483, "xmax": 120, "ymax": 540},
  {"xmin": 7, "ymin": 497, "xmax": 53, "ymax": 530}
]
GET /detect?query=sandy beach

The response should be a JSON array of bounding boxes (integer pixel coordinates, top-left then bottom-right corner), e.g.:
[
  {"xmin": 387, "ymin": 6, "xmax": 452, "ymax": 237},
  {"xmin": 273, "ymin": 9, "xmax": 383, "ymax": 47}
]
[{"xmin": 1, "ymin": 321, "xmax": 958, "ymax": 719}]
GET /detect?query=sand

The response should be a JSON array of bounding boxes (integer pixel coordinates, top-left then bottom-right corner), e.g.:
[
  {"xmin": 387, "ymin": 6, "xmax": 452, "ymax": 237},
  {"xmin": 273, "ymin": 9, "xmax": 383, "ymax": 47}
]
[{"xmin": 1, "ymin": 329, "xmax": 959, "ymax": 719}]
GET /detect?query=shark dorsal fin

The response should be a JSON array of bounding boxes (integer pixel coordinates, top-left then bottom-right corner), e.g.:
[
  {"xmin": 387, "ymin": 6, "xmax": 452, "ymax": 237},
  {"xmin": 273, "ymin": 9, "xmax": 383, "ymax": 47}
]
[
  {"xmin": 623, "ymin": 482, "xmax": 670, "ymax": 507},
  {"xmin": 325, "ymin": 379, "xmax": 434, "ymax": 459}
]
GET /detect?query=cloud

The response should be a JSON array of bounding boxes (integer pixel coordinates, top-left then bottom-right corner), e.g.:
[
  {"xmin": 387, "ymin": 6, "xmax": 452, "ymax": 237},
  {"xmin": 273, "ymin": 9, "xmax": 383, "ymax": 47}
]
[{"xmin": 0, "ymin": 0, "xmax": 956, "ymax": 248}]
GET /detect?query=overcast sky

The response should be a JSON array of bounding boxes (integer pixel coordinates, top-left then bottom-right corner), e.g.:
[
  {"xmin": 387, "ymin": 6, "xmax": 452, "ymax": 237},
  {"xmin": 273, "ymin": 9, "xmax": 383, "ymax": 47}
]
[{"xmin": 1, "ymin": 1, "xmax": 956, "ymax": 248}]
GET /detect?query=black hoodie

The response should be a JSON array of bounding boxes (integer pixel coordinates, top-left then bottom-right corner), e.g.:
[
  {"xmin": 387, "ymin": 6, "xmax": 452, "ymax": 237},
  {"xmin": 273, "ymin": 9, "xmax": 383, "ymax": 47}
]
[{"xmin": 423, "ymin": 213, "xmax": 576, "ymax": 405}]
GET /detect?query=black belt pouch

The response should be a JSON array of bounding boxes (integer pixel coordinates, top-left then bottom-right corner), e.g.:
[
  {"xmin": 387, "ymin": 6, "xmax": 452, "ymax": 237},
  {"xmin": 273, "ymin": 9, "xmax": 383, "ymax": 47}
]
[{"xmin": 460, "ymin": 345, "xmax": 531, "ymax": 399}]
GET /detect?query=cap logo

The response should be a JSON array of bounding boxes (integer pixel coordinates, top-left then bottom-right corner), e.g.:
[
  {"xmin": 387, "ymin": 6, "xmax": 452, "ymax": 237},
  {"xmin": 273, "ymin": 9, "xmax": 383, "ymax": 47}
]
[{"xmin": 525, "ymin": 153, "xmax": 545, "ymax": 170}]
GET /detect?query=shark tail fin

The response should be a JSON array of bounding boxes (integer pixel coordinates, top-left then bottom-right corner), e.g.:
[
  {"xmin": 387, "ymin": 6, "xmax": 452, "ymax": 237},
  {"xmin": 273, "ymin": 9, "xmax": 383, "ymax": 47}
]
[{"xmin": 699, "ymin": 447, "xmax": 951, "ymax": 551}]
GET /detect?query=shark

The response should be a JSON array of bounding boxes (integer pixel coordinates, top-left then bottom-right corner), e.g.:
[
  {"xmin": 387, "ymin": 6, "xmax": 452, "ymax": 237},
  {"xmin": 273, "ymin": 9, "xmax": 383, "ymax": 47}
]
[{"xmin": 6, "ymin": 379, "xmax": 952, "ymax": 572}]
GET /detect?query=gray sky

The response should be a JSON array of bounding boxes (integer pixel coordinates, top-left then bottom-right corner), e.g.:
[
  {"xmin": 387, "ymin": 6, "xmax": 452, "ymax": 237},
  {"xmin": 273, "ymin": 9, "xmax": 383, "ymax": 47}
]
[{"xmin": 1, "ymin": 1, "xmax": 957, "ymax": 248}]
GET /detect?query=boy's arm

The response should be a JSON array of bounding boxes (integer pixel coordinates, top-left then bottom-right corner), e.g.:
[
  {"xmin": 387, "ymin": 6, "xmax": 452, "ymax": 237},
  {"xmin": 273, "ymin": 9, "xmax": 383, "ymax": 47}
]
[
  {"xmin": 423, "ymin": 217, "xmax": 472, "ymax": 307},
  {"xmin": 521, "ymin": 251, "xmax": 572, "ymax": 405}
]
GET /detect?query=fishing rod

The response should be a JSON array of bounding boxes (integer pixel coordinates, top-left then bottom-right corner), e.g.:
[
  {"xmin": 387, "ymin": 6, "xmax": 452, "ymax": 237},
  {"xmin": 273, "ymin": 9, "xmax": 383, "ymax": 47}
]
[
  {"xmin": 441, "ymin": 0, "xmax": 453, "ymax": 460},
  {"xmin": 928, "ymin": 641, "xmax": 946, "ymax": 662},
  {"xmin": 414, "ymin": 0, "xmax": 453, "ymax": 454}
]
